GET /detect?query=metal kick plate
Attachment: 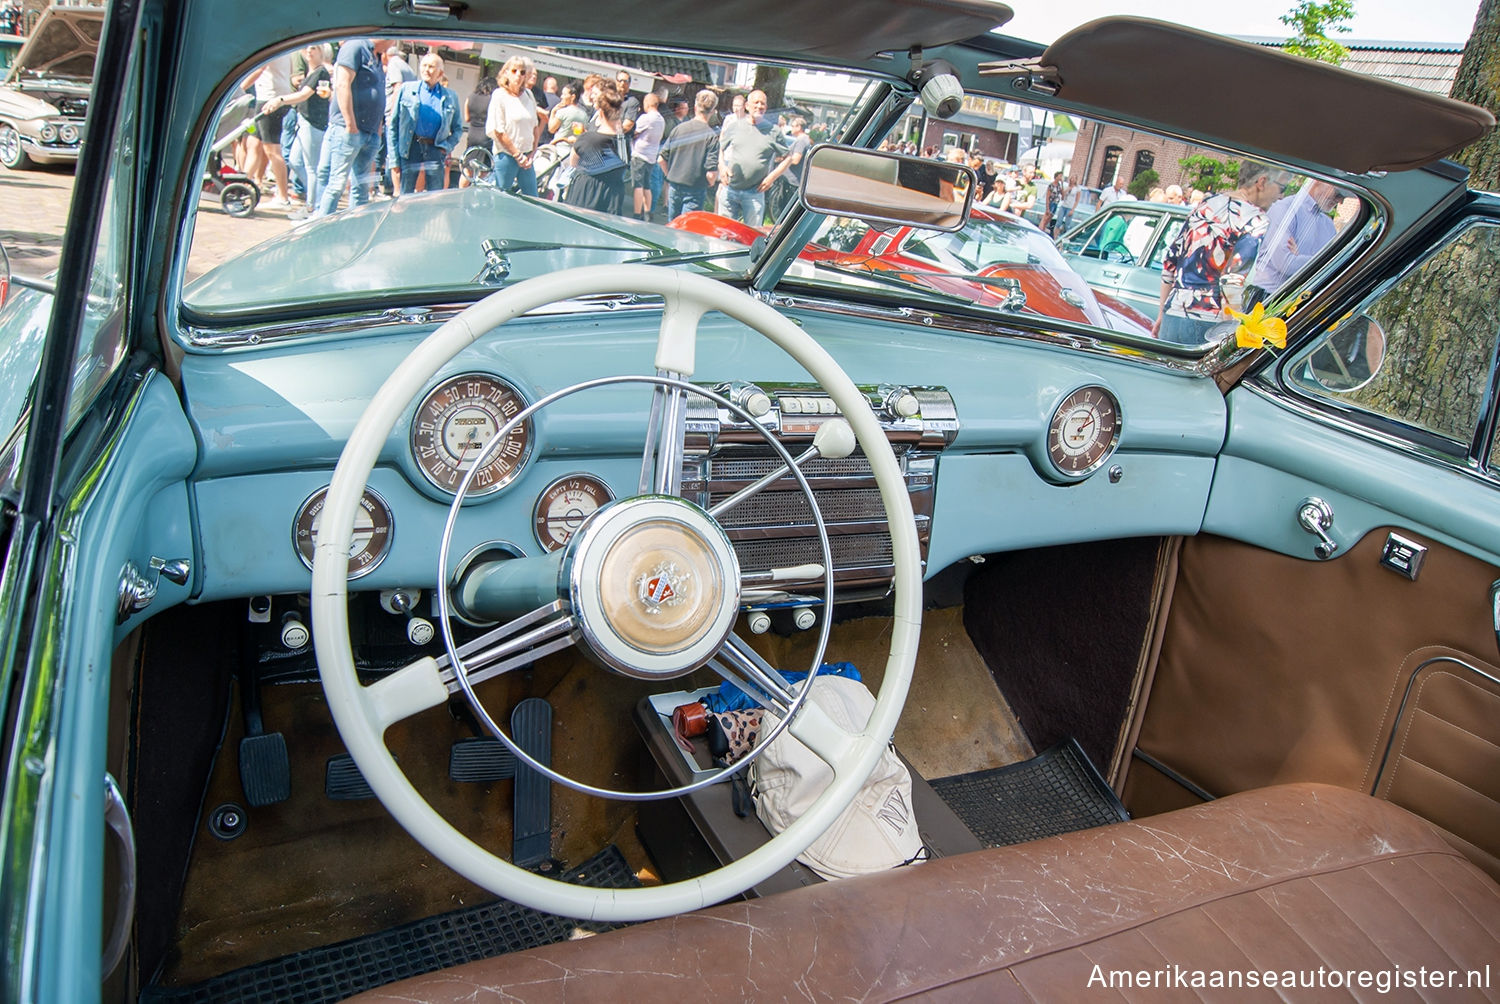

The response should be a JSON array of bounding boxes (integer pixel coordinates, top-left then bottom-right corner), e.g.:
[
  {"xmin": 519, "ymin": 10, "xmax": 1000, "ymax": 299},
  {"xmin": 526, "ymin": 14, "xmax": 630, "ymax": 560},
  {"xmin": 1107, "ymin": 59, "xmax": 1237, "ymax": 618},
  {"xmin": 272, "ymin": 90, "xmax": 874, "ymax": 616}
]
[{"xmin": 1379, "ymin": 532, "xmax": 1428, "ymax": 581}]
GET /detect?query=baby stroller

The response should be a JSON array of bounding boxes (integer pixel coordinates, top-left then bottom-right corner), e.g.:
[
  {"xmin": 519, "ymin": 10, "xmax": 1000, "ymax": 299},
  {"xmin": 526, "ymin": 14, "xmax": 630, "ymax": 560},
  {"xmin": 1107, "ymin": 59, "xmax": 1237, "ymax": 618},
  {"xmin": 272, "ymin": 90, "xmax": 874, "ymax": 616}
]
[
  {"xmin": 202, "ymin": 97, "xmax": 261, "ymax": 218},
  {"xmin": 460, "ymin": 139, "xmax": 574, "ymax": 201}
]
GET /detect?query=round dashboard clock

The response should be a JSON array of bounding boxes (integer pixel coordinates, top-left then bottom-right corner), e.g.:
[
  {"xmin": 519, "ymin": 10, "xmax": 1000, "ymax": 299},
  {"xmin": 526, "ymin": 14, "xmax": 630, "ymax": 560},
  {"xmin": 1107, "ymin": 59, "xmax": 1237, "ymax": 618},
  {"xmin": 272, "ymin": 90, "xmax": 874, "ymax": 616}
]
[
  {"xmin": 410, "ymin": 374, "xmax": 532, "ymax": 497},
  {"xmin": 293, "ymin": 486, "xmax": 394, "ymax": 578},
  {"xmin": 533, "ymin": 474, "xmax": 614, "ymax": 552},
  {"xmin": 1046, "ymin": 385, "xmax": 1121, "ymax": 479}
]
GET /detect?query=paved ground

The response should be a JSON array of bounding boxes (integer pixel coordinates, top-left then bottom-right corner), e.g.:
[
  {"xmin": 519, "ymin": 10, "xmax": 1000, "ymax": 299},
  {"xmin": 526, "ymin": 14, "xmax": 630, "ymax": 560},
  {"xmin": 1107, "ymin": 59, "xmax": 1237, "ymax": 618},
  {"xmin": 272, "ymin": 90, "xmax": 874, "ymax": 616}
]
[{"xmin": 1, "ymin": 160, "xmax": 300, "ymax": 280}]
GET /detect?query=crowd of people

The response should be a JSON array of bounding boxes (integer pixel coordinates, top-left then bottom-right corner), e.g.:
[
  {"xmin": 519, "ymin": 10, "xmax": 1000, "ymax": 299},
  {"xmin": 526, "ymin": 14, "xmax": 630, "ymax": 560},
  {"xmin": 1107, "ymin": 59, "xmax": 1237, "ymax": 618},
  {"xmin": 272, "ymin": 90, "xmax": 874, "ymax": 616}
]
[
  {"xmin": 223, "ymin": 43, "xmax": 815, "ymax": 227},
  {"xmin": 220, "ymin": 43, "xmax": 1346, "ymax": 348}
]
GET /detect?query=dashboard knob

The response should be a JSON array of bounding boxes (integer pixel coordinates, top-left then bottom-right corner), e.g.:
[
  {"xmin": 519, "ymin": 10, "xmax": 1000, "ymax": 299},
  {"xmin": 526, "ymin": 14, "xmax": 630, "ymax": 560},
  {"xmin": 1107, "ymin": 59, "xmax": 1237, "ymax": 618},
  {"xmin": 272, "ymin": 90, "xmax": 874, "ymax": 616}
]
[
  {"xmin": 890, "ymin": 391, "xmax": 920, "ymax": 418},
  {"xmin": 744, "ymin": 391, "xmax": 772, "ymax": 418},
  {"xmin": 747, "ymin": 611, "xmax": 772, "ymax": 634},
  {"xmin": 280, "ymin": 612, "xmax": 310, "ymax": 650},
  {"xmin": 793, "ymin": 607, "xmax": 817, "ymax": 630},
  {"xmin": 407, "ymin": 617, "xmax": 436, "ymax": 646}
]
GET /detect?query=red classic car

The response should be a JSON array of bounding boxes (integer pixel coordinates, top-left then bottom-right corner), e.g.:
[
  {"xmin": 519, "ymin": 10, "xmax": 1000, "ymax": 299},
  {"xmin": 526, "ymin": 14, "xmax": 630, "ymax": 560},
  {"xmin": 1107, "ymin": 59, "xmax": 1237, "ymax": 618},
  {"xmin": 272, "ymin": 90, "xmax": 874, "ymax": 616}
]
[{"xmin": 670, "ymin": 206, "xmax": 1155, "ymax": 335}]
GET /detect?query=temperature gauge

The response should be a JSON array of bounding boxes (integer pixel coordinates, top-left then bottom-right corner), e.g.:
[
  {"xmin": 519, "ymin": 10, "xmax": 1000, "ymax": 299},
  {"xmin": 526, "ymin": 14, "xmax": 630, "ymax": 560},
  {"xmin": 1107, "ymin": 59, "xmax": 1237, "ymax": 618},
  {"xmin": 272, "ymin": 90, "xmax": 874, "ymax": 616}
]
[{"xmin": 533, "ymin": 474, "xmax": 613, "ymax": 551}]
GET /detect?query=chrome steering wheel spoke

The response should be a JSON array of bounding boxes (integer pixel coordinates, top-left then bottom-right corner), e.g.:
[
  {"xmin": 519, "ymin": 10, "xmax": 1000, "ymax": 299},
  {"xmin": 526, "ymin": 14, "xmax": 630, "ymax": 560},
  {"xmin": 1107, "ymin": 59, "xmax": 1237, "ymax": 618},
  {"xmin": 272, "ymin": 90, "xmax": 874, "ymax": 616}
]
[
  {"xmin": 708, "ymin": 632, "xmax": 799, "ymax": 715},
  {"xmin": 432, "ymin": 599, "xmax": 577, "ymax": 693}
]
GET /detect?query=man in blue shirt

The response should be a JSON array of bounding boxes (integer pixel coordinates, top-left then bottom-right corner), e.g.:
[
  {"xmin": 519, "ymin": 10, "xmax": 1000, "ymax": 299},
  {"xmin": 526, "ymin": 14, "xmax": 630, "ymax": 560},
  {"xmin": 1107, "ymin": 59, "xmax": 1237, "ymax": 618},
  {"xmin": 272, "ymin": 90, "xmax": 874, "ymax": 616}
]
[
  {"xmin": 313, "ymin": 38, "xmax": 391, "ymax": 218},
  {"xmin": 1243, "ymin": 180, "xmax": 1341, "ymax": 308},
  {"xmin": 389, "ymin": 52, "xmax": 460, "ymax": 195}
]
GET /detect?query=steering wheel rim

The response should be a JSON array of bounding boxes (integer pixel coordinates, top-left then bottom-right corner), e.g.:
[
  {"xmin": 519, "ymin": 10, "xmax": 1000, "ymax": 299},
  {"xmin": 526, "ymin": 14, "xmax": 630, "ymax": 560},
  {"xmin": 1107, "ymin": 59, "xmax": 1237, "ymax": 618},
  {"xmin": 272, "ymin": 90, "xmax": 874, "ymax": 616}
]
[{"xmin": 311, "ymin": 264, "xmax": 922, "ymax": 922}]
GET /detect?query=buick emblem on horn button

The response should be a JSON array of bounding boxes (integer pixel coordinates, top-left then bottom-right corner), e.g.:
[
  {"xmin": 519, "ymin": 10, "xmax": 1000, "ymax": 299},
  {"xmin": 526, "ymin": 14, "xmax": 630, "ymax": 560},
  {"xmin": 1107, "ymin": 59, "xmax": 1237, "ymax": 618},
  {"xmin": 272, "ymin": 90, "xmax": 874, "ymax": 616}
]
[{"xmin": 638, "ymin": 561, "xmax": 690, "ymax": 613}]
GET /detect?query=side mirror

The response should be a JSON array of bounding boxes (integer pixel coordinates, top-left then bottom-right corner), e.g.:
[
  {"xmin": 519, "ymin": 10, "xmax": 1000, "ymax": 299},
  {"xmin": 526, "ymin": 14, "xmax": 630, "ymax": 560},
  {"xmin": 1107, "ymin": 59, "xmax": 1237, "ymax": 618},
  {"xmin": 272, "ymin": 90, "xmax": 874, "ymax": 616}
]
[
  {"xmin": 800, "ymin": 145, "xmax": 975, "ymax": 233},
  {"xmin": 1306, "ymin": 314, "xmax": 1388, "ymax": 392},
  {"xmin": 0, "ymin": 244, "xmax": 10, "ymax": 308}
]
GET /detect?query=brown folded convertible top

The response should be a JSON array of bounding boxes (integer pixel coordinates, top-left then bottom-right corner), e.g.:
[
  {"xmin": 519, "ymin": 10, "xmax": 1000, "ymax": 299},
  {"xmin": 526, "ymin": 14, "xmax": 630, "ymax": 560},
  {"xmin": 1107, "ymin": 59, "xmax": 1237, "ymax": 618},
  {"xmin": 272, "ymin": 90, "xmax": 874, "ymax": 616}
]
[{"xmin": 981, "ymin": 17, "xmax": 1495, "ymax": 173}]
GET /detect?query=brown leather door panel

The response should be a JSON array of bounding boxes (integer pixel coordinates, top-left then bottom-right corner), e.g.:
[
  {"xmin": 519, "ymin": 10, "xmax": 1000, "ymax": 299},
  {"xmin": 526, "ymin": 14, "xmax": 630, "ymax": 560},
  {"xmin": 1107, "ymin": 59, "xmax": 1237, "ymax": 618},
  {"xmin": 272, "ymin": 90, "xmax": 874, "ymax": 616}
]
[
  {"xmin": 1124, "ymin": 529, "xmax": 1500, "ymax": 859},
  {"xmin": 1372, "ymin": 652, "xmax": 1500, "ymax": 878}
]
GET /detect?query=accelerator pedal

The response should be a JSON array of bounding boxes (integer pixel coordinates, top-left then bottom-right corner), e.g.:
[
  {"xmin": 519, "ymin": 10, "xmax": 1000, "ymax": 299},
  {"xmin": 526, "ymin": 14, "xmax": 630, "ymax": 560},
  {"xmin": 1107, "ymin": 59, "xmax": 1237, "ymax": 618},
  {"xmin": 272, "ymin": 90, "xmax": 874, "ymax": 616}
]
[
  {"xmin": 449, "ymin": 737, "xmax": 517, "ymax": 783},
  {"xmin": 324, "ymin": 753, "xmax": 375, "ymax": 800},
  {"xmin": 237, "ymin": 659, "xmax": 290, "ymax": 807},
  {"xmin": 511, "ymin": 698, "xmax": 553, "ymax": 868}
]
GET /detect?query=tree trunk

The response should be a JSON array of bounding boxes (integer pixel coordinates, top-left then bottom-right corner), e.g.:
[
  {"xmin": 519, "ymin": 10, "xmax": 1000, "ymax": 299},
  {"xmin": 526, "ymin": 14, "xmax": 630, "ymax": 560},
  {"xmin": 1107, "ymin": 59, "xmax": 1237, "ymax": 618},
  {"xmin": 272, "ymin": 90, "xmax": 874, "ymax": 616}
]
[
  {"xmin": 1451, "ymin": 0, "xmax": 1500, "ymax": 189},
  {"xmin": 751, "ymin": 66, "xmax": 789, "ymax": 111}
]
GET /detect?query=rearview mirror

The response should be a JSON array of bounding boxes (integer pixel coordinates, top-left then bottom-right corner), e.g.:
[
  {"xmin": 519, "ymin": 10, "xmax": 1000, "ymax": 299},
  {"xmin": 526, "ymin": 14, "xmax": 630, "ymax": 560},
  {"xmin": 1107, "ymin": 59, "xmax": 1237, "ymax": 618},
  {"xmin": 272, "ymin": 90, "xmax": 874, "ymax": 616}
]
[{"xmin": 799, "ymin": 145, "xmax": 975, "ymax": 233}]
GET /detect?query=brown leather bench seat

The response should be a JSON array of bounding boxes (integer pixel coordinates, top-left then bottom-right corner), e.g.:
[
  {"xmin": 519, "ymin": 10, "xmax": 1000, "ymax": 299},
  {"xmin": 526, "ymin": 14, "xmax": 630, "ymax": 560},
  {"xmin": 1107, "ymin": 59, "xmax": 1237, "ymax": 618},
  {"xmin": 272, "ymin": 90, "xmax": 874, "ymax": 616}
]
[{"xmin": 349, "ymin": 783, "xmax": 1500, "ymax": 1002}]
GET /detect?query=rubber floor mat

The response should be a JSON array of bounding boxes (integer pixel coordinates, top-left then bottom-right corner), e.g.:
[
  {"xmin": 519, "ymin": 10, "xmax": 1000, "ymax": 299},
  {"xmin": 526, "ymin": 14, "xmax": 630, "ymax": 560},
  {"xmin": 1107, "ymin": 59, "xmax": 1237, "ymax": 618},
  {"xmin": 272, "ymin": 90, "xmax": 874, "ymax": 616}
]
[
  {"xmin": 929, "ymin": 738, "xmax": 1129, "ymax": 847},
  {"xmin": 140, "ymin": 845, "xmax": 638, "ymax": 1004}
]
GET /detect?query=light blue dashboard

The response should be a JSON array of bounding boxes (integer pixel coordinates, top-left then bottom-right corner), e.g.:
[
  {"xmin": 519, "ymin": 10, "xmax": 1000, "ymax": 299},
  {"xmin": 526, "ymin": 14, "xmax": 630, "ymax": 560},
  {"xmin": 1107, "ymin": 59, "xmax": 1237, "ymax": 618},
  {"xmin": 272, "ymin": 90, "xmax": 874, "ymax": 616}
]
[{"xmin": 176, "ymin": 303, "xmax": 1230, "ymax": 602}]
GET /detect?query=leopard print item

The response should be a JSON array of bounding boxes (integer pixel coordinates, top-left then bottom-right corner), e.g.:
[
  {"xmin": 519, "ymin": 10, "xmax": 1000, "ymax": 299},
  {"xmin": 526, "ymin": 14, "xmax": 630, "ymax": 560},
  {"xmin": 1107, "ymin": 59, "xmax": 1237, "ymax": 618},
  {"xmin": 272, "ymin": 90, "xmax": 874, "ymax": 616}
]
[{"xmin": 714, "ymin": 710, "xmax": 765, "ymax": 764}]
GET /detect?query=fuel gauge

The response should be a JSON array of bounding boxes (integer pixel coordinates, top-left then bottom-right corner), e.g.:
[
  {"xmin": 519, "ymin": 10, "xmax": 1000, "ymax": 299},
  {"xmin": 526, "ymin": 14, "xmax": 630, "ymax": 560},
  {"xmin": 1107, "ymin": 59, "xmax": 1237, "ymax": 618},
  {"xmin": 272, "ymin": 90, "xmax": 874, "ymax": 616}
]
[{"xmin": 533, "ymin": 474, "xmax": 613, "ymax": 552}]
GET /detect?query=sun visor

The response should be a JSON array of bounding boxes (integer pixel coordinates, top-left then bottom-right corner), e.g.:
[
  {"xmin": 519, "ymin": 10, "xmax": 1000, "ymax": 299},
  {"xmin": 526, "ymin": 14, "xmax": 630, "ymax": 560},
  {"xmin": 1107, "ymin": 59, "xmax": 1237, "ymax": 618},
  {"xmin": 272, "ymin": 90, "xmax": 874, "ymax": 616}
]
[
  {"xmin": 473, "ymin": 0, "xmax": 1012, "ymax": 65},
  {"xmin": 980, "ymin": 17, "xmax": 1494, "ymax": 174}
]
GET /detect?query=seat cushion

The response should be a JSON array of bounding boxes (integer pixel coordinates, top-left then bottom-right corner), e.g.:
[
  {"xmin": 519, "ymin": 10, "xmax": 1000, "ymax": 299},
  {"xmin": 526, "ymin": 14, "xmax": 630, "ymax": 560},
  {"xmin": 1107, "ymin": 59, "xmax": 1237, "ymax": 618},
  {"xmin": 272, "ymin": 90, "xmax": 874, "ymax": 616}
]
[{"xmin": 347, "ymin": 784, "xmax": 1500, "ymax": 1002}]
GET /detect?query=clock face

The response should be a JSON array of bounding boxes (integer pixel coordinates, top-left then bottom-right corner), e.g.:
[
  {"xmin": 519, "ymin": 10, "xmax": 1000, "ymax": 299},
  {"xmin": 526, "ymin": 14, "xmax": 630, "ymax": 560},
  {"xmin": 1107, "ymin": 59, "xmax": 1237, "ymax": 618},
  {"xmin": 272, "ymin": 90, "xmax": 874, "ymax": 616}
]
[
  {"xmin": 1046, "ymin": 386, "xmax": 1120, "ymax": 479},
  {"xmin": 533, "ymin": 474, "xmax": 614, "ymax": 552}
]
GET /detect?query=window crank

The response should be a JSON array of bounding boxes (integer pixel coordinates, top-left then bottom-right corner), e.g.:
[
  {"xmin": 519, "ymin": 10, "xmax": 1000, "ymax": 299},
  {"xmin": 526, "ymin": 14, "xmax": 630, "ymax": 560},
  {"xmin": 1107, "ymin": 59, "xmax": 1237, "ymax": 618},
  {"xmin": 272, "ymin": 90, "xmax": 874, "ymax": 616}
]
[{"xmin": 1296, "ymin": 497, "xmax": 1337, "ymax": 560}]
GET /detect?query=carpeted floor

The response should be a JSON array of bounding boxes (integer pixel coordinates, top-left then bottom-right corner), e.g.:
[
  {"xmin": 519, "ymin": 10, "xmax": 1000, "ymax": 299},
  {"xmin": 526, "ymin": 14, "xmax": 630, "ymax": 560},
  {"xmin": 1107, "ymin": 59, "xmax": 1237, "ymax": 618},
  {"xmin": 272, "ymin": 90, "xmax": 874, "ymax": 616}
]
[{"xmin": 156, "ymin": 604, "xmax": 1031, "ymax": 985}]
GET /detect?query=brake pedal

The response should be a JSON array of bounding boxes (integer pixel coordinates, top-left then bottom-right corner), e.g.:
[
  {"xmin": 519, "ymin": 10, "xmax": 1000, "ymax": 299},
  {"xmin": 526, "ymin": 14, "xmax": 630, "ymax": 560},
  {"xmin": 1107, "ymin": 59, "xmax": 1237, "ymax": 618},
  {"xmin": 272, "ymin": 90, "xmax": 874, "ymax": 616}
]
[
  {"xmin": 511, "ymin": 698, "xmax": 553, "ymax": 868},
  {"xmin": 324, "ymin": 753, "xmax": 374, "ymax": 800},
  {"xmin": 449, "ymin": 737, "xmax": 517, "ymax": 783}
]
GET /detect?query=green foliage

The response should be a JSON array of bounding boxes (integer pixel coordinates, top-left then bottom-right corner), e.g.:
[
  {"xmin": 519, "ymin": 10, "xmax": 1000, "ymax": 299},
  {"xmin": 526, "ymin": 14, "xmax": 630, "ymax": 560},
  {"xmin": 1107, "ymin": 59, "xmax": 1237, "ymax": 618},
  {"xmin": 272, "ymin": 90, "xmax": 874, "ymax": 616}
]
[
  {"xmin": 1177, "ymin": 155, "xmax": 1240, "ymax": 194},
  {"xmin": 1127, "ymin": 169, "xmax": 1159, "ymax": 200},
  {"xmin": 1280, "ymin": 0, "xmax": 1355, "ymax": 65}
]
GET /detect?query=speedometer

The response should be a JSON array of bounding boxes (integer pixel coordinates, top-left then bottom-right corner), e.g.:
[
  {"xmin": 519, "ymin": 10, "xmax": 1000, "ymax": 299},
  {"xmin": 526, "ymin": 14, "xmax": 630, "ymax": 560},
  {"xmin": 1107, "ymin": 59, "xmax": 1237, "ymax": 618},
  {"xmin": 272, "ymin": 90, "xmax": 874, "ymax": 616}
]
[{"xmin": 410, "ymin": 374, "xmax": 532, "ymax": 497}]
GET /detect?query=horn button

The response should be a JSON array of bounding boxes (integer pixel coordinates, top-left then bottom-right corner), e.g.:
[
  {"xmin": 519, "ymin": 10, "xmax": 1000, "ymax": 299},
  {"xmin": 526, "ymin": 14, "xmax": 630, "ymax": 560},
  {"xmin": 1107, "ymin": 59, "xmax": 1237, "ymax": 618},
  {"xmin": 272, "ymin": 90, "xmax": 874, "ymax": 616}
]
[{"xmin": 565, "ymin": 496, "xmax": 741, "ymax": 679}]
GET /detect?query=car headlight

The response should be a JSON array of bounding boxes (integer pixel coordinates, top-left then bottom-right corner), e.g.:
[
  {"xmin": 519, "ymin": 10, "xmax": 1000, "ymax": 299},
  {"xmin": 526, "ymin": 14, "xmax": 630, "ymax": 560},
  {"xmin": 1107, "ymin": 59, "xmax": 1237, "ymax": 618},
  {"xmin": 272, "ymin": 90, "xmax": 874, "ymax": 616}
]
[
  {"xmin": 39, "ymin": 123, "xmax": 57, "ymax": 142},
  {"xmin": 59, "ymin": 124, "xmax": 78, "ymax": 143}
]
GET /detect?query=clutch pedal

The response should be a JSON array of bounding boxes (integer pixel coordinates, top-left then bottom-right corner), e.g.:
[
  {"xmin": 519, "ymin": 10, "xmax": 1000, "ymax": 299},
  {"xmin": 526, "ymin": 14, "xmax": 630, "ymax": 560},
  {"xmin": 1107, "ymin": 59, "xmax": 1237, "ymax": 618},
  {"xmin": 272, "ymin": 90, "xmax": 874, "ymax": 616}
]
[{"xmin": 237, "ymin": 657, "xmax": 290, "ymax": 807}]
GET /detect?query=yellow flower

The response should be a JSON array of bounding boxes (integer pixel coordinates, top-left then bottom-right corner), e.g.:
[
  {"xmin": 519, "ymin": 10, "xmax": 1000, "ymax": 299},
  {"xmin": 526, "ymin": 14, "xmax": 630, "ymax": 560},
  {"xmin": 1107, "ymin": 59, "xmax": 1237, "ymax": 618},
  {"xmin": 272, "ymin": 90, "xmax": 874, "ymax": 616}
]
[{"xmin": 1228, "ymin": 302, "xmax": 1287, "ymax": 350}]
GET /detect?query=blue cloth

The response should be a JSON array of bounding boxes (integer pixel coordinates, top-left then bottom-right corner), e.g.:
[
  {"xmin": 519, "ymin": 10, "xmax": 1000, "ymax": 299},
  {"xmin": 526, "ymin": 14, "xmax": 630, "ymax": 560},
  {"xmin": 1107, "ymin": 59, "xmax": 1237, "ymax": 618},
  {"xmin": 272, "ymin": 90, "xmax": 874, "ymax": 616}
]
[
  {"xmin": 704, "ymin": 661, "xmax": 862, "ymax": 714},
  {"xmin": 328, "ymin": 40, "xmax": 384, "ymax": 136}
]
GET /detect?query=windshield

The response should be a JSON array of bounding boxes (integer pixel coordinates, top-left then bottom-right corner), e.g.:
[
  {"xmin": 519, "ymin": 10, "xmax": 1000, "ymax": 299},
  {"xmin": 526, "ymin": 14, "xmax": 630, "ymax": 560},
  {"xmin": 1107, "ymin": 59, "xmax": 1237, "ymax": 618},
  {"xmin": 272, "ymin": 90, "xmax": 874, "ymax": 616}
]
[
  {"xmin": 176, "ymin": 34, "xmax": 1369, "ymax": 353},
  {"xmin": 181, "ymin": 37, "xmax": 873, "ymax": 317}
]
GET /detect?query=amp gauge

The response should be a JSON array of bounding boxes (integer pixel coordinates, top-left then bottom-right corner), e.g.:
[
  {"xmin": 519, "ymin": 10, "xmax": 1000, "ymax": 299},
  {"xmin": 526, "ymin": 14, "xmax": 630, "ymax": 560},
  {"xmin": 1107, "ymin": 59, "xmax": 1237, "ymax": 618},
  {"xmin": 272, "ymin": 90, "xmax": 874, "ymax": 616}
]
[
  {"xmin": 293, "ymin": 486, "xmax": 394, "ymax": 578},
  {"xmin": 533, "ymin": 474, "xmax": 613, "ymax": 552}
]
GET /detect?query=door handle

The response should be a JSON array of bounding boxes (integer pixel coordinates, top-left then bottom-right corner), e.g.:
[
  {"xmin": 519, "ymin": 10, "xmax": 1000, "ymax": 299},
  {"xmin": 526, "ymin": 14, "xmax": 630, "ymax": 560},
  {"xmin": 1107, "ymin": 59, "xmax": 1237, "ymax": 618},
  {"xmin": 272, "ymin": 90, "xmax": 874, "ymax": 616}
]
[
  {"xmin": 1490, "ymin": 580, "xmax": 1500, "ymax": 658},
  {"xmin": 102, "ymin": 773, "xmax": 135, "ymax": 976},
  {"xmin": 1101, "ymin": 269, "xmax": 1122, "ymax": 279},
  {"xmin": 1296, "ymin": 497, "xmax": 1337, "ymax": 559}
]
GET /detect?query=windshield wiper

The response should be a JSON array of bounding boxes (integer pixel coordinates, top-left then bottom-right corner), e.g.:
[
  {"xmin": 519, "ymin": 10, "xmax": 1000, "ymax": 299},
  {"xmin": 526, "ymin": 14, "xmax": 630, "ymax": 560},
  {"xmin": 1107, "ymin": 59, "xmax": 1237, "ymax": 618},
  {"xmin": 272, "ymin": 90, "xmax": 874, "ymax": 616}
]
[
  {"xmin": 621, "ymin": 247, "xmax": 753, "ymax": 267},
  {"xmin": 806, "ymin": 259, "xmax": 978, "ymax": 307},
  {"xmin": 474, "ymin": 236, "xmax": 646, "ymax": 284}
]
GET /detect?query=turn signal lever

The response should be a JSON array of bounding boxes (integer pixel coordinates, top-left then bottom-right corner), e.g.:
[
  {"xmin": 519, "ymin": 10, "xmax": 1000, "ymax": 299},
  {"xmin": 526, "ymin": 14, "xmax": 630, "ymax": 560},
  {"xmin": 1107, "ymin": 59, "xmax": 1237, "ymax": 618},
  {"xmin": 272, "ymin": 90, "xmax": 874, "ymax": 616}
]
[{"xmin": 1296, "ymin": 497, "xmax": 1337, "ymax": 560}]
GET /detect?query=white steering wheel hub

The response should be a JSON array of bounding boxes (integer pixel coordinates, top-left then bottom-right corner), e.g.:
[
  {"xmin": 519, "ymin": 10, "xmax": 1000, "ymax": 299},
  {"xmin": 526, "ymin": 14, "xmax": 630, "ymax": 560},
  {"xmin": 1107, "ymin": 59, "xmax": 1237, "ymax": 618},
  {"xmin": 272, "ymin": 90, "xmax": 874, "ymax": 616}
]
[{"xmin": 565, "ymin": 495, "xmax": 740, "ymax": 678}]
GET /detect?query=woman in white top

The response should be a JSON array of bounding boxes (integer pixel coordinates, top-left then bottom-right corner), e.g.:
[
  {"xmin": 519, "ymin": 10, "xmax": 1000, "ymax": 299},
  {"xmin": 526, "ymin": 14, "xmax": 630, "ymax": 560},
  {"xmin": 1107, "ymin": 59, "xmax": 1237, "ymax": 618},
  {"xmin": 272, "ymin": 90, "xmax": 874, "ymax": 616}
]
[{"xmin": 485, "ymin": 56, "xmax": 539, "ymax": 196}]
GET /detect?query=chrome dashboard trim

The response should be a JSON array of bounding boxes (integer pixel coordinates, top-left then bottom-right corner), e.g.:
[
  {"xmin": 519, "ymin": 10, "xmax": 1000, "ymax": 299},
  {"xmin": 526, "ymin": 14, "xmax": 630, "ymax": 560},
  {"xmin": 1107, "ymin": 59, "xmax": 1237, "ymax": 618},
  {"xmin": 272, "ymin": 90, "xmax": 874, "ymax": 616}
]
[{"xmin": 182, "ymin": 294, "xmax": 659, "ymax": 348}]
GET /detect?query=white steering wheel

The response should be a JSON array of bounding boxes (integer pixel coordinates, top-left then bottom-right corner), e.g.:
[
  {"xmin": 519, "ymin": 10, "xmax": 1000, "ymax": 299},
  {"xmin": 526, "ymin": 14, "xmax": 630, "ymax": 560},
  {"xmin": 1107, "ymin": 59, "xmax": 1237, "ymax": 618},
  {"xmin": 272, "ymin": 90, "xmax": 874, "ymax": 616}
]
[{"xmin": 311, "ymin": 264, "xmax": 922, "ymax": 922}]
